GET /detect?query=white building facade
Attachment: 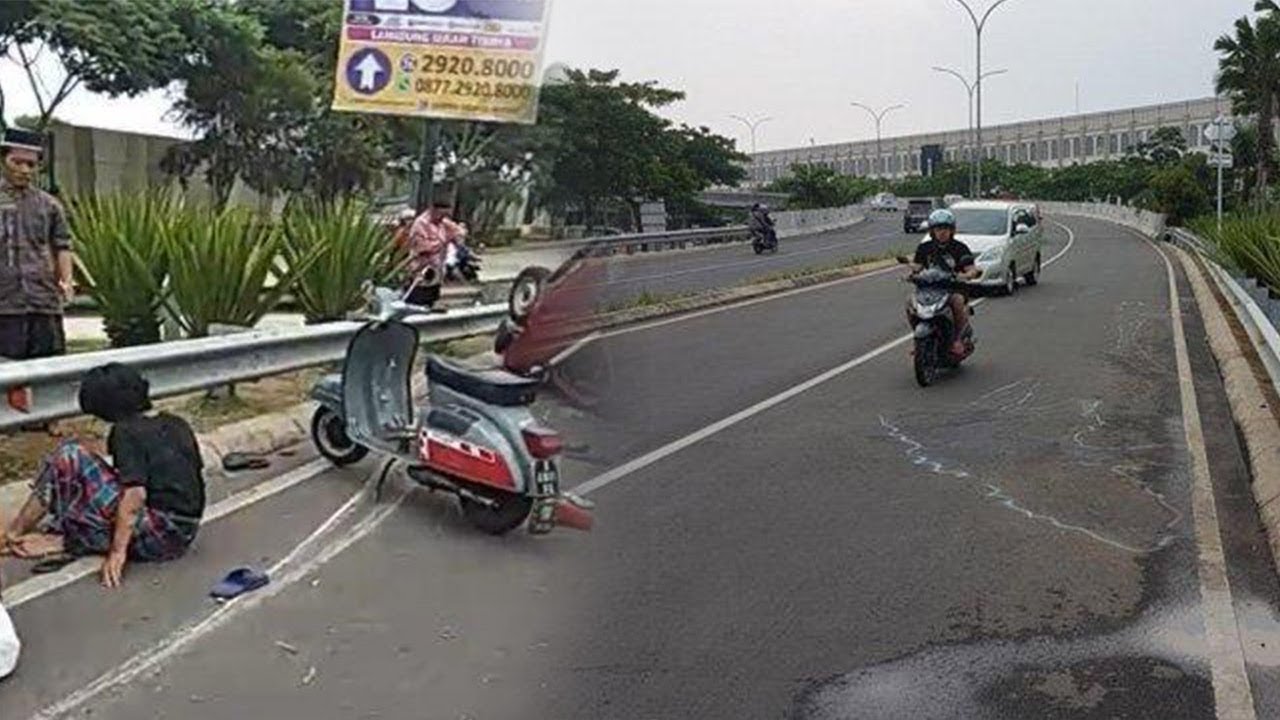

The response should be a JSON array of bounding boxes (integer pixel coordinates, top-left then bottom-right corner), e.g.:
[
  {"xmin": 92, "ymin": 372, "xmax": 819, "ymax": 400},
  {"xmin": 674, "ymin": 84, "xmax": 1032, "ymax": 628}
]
[{"xmin": 748, "ymin": 96, "xmax": 1232, "ymax": 185}]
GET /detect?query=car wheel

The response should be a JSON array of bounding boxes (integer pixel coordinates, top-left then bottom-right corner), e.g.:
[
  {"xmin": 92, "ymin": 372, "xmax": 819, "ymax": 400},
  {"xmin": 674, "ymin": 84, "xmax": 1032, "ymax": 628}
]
[
  {"xmin": 1002, "ymin": 265, "xmax": 1018, "ymax": 296},
  {"xmin": 1023, "ymin": 254, "xmax": 1041, "ymax": 287}
]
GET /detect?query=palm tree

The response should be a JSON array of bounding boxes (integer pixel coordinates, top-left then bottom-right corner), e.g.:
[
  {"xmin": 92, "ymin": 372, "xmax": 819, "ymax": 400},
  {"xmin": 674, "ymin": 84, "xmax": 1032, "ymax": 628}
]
[{"xmin": 1216, "ymin": 2, "xmax": 1280, "ymax": 202}]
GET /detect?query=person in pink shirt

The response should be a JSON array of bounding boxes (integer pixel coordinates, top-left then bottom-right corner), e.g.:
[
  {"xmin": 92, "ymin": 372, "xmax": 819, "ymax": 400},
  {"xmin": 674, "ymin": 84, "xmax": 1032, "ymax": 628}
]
[{"xmin": 405, "ymin": 198, "xmax": 467, "ymax": 308}]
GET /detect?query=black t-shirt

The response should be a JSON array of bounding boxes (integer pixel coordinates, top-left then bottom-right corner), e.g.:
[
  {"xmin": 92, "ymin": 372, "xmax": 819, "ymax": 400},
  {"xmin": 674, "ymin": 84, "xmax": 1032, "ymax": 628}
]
[
  {"xmin": 109, "ymin": 413, "xmax": 205, "ymax": 520},
  {"xmin": 913, "ymin": 239, "xmax": 975, "ymax": 272}
]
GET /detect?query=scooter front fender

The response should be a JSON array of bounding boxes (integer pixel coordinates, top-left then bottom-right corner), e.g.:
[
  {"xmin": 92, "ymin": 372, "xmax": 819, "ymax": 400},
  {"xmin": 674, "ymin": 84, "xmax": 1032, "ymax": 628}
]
[
  {"xmin": 310, "ymin": 373, "xmax": 344, "ymax": 410},
  {"xmin": 913, "ymin": 322, "xmax": 935, "ymax": 340}
]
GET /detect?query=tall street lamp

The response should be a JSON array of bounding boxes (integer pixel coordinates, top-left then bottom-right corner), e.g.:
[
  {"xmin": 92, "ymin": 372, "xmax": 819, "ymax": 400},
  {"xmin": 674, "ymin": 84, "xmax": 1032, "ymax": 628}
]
[
  {"xmin": 729, "ymin": 114, "xmax": 774, "ymax": 155},
  {"xmin": 933, "ymin": 66, "xmax": 1007, "ymax": 195},
  {"xmin": 850, "ymin": 102, "xmax": 905, "ymax": 178},
  {"xmin": 949, "ymin": 0, "xmax": 1015, "ymax": 197}
]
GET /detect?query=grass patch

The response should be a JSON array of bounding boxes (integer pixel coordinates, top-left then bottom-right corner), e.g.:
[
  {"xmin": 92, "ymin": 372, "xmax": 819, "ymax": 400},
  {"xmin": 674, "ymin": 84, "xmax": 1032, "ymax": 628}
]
[{"xmin": 745, "ymin": 251, "xmax": 905, "ymax": 286}]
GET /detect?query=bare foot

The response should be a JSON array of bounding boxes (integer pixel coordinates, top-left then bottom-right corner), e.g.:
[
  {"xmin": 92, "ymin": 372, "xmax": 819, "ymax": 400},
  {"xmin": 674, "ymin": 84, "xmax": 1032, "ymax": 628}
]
[{"xmin": 9, "ymin": 533, "xmax": 65, "ymax": 559}]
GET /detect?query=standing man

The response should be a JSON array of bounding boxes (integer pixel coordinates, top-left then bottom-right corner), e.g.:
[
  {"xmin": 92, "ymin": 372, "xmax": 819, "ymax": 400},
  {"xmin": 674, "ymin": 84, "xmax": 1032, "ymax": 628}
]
[
  {"xmin": 0, "ymin": 128, "xmax": 73, "ymax": 361},
  {"xmin": 405, "ymin": 197, "xmax": 466, "ymax": 308}
]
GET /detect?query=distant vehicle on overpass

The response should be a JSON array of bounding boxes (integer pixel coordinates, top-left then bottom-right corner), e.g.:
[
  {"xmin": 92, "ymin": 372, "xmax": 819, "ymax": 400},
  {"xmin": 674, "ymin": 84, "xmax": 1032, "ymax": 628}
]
[
  {"xmin": 904, "ymin": 198, "xmax": 938, "ymax": 233},
  {"xmin": 870, "ymin": 192, "xmax": 899, "ymax": 212}
]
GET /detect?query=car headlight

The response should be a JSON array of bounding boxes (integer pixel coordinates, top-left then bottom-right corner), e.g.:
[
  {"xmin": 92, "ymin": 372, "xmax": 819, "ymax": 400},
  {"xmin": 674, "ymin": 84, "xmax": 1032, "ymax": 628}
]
[{"xmin": 977, "ymin": 249, "xmax": 1002, "ymax": 264}]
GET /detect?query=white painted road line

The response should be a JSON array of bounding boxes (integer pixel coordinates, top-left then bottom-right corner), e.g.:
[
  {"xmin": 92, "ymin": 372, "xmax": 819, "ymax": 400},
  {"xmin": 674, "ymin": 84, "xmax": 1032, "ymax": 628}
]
[
  {"xmin": 28, "ymin": 470, "xmax": 408, "ymax": 720},
  {"xmin": 574, "ymin": 223, "xmax": 1076, "ymax": 497},
  {"xmin": 1137, "ymin": 228, "xmax": 1257, "ymax": 719},
  {"xmin": 5, "ymin": 458, "xmax": 334, "ymax": 609}
]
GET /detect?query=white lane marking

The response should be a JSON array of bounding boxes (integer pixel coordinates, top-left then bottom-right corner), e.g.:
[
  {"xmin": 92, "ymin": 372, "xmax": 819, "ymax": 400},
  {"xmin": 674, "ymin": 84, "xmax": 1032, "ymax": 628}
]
[
  {"xmin": 574, "ymin": 224, "xmax": 1075, "ymax": 497},
  {"xmin": 5, "ymin": 458, "xmax": 333, "ymax": 609},
  {"xmin": 1119, "ymin": 223, "xmax": 1257, "ymax": 719},
  {"xmin": 591, "ymin": 229, "xmax": 904, "ymax": 289},
  {"xmin": 28, "ymin": 471, "xmax": 407, "ymax": 720}
]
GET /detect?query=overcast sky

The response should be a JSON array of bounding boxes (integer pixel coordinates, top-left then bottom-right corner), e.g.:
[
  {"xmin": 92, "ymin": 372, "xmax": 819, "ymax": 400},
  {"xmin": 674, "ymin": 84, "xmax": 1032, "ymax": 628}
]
[{"xmin": 0, "ymin": 0, "xmax": 1256, "ymax": 152}]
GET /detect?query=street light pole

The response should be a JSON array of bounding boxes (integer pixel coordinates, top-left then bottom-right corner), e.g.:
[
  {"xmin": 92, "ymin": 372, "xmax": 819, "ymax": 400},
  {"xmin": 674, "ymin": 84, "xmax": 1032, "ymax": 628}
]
[
  {"xmin": 729, "ymin": 114, "xmax": 774, "ymax": 155},
  {"xmin": 850, "ymin": 102, "xmax": 905, "ymax": 179},
  {"xmin": 950, "ymin": 0, "xmax": 1015, "ymax": 197},
  {"xmin": 933, "ymin": 66, "xmax": 1006, "ymax": 195}
]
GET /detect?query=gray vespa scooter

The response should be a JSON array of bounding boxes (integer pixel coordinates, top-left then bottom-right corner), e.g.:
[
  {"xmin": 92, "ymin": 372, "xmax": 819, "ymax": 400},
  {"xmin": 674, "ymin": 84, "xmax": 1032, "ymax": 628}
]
[{"xmin": 309, "ymin": 286, "xmax": 594, "ymax": 536}]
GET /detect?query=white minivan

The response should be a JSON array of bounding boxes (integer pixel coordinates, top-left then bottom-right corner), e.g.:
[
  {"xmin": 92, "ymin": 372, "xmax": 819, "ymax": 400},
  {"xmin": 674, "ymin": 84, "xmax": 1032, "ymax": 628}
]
[{"xmin": 920, "ymin": 200, "xmax": 1045, "ymax": 296}]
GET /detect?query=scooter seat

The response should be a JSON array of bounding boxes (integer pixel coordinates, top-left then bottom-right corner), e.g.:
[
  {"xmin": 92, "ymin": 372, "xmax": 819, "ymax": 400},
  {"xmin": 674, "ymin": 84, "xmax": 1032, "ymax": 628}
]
[{"xmin": 426, "ymin": 356, "xmax": 539, "ymax": 407}]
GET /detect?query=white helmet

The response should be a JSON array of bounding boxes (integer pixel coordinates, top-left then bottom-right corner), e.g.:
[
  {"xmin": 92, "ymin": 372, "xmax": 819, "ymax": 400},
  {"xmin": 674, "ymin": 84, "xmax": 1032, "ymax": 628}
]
[{"xmin": 397, "ymin": 208, "xmax": 417, "ymax": 223}]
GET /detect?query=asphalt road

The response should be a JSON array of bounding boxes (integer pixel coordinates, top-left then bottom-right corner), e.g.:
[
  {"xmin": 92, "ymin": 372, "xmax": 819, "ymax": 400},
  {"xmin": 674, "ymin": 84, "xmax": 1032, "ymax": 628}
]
[
  {"xmin": 4, "ymin": 216, "xmax": 1280, "ymax": 720},
  {"xmin": 593, "ymin": 212, "xmax": 916, "ymax": 305}
]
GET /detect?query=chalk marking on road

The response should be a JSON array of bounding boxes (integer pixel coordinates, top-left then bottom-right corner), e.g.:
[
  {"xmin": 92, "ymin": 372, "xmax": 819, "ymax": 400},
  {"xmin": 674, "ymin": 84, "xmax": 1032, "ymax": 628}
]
[
  {"xmin": 878, "ymin": 415, "xmax": 1160, "ymax": 554},
  {"xmin": 1135, "ymin": 228, "xmax": 1257, "ymax": 719},
  {"xmin": 27, "ymin": 470, "xmax": 408, "ymax": 720},
  {"xmin": 573, "ymin": 223, "xmax": 1076, "ymax": 497},
  {"xmin": 5, "ymin": 458, "xmax": 333, "ymax": 609}
]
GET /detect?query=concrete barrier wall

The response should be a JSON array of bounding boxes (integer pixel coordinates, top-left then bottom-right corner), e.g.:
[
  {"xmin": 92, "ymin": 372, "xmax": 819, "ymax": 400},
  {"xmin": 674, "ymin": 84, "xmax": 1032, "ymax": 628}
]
[
  {"xmin": 48, "ymin": 120, "xmax": 278, "ymax": 213},
  {"xmin": 1039, "ymin": 201, "xmax": 1167, "ymax": 238},
  {"xmin": 772, "ymin": 204, "xmax": 865, "ymax": 238}
]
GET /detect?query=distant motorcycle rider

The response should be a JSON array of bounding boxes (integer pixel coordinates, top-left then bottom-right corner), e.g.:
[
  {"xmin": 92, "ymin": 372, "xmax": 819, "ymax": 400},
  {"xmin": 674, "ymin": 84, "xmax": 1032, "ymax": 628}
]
[
  {"xmin": 907, "ymin": 209, "xmax": 979, "ymax": 358},
  {"xmin": 749, "ymin": 203, "xmax": 775, "ymax": 244}
]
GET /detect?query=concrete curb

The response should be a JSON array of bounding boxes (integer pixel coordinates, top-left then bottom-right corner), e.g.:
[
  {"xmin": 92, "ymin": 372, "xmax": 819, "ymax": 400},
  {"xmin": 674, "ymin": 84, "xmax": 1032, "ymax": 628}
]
[
  {"xmin": 1173, "ymin": 245, "xmax": 1280, "ymax": 574},
  {"xmin": 0, "ymin": 403, "xmax": 320, "ymax": 516}
]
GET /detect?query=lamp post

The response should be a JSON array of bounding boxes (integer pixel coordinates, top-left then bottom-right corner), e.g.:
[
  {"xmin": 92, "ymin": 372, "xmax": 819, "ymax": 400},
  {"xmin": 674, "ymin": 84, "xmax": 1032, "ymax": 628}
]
[
  {"xmin": 850, "ymin": 102, "xmax": 905, "ymax": 179},
  {"xmin": 949, "ymin": 0, "xmax": 1015, "ymax": 197},
  {"xmin": 729, "ymin": 114, "xmax": 773, "ymax": 155},
  {"xmin": 933, "ymin": 66, "xmax": 1007, "ymax": 194}
]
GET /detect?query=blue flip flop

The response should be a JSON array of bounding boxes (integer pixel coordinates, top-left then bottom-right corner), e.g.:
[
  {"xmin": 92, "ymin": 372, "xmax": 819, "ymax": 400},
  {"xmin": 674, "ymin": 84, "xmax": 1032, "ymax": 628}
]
[{"xmin": 210, "ymin": 567, "xmax": 270, "ymax": 600}]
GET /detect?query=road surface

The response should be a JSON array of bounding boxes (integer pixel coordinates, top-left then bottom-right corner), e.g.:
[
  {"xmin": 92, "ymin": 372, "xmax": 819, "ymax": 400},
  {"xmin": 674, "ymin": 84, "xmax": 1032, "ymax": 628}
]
[{"xmin": 4, "ymin": 215, "xmax": 1280, "ymax": 720}]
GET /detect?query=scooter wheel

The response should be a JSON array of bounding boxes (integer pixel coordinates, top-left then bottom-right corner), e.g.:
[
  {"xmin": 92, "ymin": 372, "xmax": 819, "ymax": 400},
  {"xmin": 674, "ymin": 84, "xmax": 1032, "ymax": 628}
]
[
  {"xmin": 311, "ymin": 406, "xmax": 369, "ymax": 467},
  {"xmin": 914, "ymin": 337, "xmax": 939, "ymax": 388},
  {"xmin": 460, "ymin": 489, "xmax": 534, "ymax": 536}
]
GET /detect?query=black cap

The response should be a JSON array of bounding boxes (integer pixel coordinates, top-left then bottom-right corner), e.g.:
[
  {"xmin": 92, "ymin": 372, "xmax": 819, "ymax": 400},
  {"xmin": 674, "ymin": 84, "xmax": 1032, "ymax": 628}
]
[
  {"xmin": 2, "ymin": 127, "xmax": 46, "ymax": 154},
  {"xmin": 78, "ymin": 363, "xmax": 153, "ymax": 422}
]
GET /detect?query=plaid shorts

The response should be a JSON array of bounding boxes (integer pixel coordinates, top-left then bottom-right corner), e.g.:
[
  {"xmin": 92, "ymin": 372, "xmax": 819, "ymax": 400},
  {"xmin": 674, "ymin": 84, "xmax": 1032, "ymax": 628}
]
[{"xmin": 33, "ymin": 439, "xmax": 198, "ymax": 561}]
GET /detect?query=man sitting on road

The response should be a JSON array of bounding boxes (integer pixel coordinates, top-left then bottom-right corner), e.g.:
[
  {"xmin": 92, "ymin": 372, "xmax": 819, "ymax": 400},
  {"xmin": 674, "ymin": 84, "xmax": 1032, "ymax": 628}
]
[
  {"xmin": 906, "ymin": 208, "xmax": 980, "ymax": 358},
  {"xmin": 0, "ymin": 363, "xmax": 204, "ymax": 589}
]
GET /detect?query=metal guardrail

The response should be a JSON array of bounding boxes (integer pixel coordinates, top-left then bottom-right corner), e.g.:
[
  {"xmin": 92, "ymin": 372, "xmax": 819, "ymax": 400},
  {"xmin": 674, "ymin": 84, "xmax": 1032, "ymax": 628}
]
[
  {"xmin": 0, "ymin": 304, "xmax": 506, "ymax": 431},
  {"xmin": 1167, "ymin": 228, "xmax": 1280, "ymax": 390}
]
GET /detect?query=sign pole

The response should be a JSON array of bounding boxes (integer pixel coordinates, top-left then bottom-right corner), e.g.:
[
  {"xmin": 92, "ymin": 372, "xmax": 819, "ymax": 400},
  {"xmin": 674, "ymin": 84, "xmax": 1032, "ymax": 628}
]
[{"xmin": 415, "ymin": 120, "xmax": 442, "ymax": 213}]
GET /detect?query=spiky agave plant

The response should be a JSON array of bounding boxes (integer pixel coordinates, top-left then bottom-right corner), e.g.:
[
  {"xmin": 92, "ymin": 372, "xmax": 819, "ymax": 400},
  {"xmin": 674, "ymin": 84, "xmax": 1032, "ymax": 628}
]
[
  {"xmin": 282, "ymin": 199, "xmax": 404, "ymax": 324},
  {"xmin": 164, "ymin": 205, "xmax": 313, "ymax": 337},
  {"xmin": 69, "ymin": 191, "xmax": 175, "ymax": 347}
]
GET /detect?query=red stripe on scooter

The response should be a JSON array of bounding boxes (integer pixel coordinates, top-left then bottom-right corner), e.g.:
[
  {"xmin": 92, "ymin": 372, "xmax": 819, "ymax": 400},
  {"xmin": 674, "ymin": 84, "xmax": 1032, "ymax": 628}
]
[{"xmin": 422, "ymin": 439, "xmax": 516, "ymax": 490}]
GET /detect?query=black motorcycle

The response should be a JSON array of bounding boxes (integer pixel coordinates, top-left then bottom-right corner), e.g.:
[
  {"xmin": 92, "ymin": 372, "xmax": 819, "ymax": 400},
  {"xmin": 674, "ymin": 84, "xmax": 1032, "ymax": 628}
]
[
  {"xmin": 751, "ymin": 225, "xmax": 779, "ymax": 255},
  {"xmin": 898, "ymin": 257, "xmax": 976, "ymax": 387},
  {"xmin": 446, "ymin": 243, "xmax": 482, "ymax": 284}
]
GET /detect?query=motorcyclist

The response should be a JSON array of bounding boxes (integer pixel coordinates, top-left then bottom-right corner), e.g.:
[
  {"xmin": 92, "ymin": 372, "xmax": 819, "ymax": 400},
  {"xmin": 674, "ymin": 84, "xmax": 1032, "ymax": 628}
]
[
  {"xmin": 906, "ymin": 208, "xmax": 979, "ymax": 358},
  {"xmin": 748, "ymin": 203, "xmax": 775, "ymax": 243}
]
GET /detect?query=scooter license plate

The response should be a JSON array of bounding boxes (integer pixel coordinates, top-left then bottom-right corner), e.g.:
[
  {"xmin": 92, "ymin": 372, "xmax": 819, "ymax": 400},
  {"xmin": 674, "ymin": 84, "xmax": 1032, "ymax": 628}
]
[{"xmin": 529, "ymin": 461, "xmax": 561, "ymax": 535}]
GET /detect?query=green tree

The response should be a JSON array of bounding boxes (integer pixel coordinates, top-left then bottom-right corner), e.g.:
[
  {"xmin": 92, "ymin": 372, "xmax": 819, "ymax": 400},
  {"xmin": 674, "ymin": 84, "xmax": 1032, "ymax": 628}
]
[
  {"xmin": 1140, "ymin": 158, "xmax": 1213, "ymax": 225},
  {"xmin": 1216, "ymin": 1, "xmax": 1280, "ymax": 202},
  {"xmin": 0, "ymin": 0, "xmax": 188, "ymax": 131},
  {"xmin": 533, "ymin": 69, "xmax": 744, "ymax": 229},
  {"xmin": 770, "ymin": 164, "xmax": 877, "ymax": 209},
  {"xmin": 1133, "ymin": 127, "xmax": 1188, "ymax": 166}
]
